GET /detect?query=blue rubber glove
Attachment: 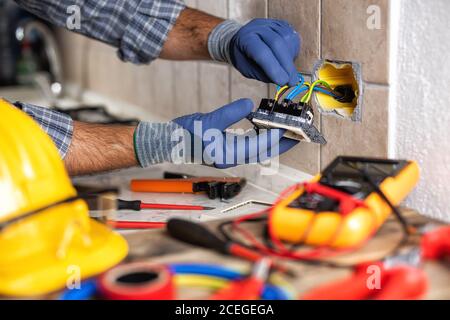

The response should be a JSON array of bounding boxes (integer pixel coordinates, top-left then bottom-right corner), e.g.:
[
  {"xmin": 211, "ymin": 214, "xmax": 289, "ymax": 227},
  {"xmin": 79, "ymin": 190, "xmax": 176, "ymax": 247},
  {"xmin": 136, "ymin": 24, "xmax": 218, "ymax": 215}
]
[
  {"xmin": 208, "ymin": 19, "xmax": 301, "ymax": 86},
  {"xmin": 172, "ymin": 99, "xmax": 298, "ymax": 169}
]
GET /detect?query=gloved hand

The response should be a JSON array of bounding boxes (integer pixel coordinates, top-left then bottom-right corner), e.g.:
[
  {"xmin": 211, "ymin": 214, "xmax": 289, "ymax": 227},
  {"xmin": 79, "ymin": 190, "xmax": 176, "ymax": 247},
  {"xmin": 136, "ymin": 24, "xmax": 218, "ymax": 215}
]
[
  {"xmin": 172, "ymin": 98, "xmax": 298, "ymax": 169},
  {"xmin": 208, "ymin": 19, "xmax": 301, "ymax": 86}
]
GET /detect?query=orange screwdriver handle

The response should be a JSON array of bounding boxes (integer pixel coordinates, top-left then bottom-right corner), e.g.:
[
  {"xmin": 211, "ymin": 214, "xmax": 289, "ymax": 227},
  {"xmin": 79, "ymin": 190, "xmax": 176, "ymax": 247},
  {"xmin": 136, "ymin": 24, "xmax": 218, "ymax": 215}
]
[{"xmin": 130, "ymin": 179, "xmax": 195, "ymax": 193}]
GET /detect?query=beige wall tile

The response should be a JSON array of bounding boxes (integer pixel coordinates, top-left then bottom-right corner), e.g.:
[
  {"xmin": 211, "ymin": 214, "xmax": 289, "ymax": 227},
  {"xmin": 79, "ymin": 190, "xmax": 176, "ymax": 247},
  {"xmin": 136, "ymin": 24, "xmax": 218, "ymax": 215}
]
[
  {"xmin": 135, "ymin": 63, "xmax": 156, "ymax": 118},
  {"xmin": 322, "ymin": 0, "xmax": 389, "ymax": 84},
  {"xmin": 199, "ymin": 62, "xmax": 230, "ymax": 112},
  {"xmin": 184, "ymin": 0, "xmax": 197, "ymax": 7},
  {"xmin": 147, "ymin": 60, "xmax": 175, "ymax": 119},
  {"xmin": 198, "ymin": 0, "xmax": 230, "ymax": 113},
  {"xmin": 268, "ymin": 0, "xmax": 320, "ymax": 73},
  {"xmin": 230, "ymin": 0, "xmax": 267, "ymax": 22},
  {"xmin": 231, "ymin": 70, "xmax": 268, "ymax": 106},
  {"xmin": 116, "ymin": 62, "xmax": 140, "ymax": 107},
  {"xmin": 320, "ymin": 85, "xmax": 389, "ymax": 168},
  {"xmin": 197, "ymin": 0, "xmax": 228, "ymax": 17},
  {"xmin": 173, "ymin": 61, "xmax": 200, "ymax": 117}
]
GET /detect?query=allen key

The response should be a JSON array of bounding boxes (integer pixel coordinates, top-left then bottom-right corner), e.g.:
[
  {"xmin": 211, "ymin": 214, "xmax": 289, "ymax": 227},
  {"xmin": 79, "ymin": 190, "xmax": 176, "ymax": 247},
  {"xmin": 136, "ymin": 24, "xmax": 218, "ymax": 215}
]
[{"xmin": 221, "ymin": 199, "xmax": 273, "ymax": 214}]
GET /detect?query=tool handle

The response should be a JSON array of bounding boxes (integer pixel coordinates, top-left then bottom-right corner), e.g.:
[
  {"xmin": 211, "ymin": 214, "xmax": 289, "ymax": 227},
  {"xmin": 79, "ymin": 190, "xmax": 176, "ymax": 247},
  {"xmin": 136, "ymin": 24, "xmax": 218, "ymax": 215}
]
[
  {"xmin": 140, "ymin": 203, "xmax": 210, "ymax": 210},
  {"xmin": 301, "ymin": 267, "xmax": 373, "ymax": 300},
  {"xmin": 117, "ymin": 199, "xmax": 142, "ymax": 211},
  {"xmin": 167, "ymin": 219, "xmax": 228, "ymax": 253},
  {"xmin": 131, "ymin": 180, "xmax": 194, "ymax": 193},
  {"xmin": 421, "ymin": 226, "xmax": 450, "ymax": 260},
  {"xmin": 374, "ymin": 266, "xmax": 428, "ymax": 300},
  {"xmin": 110, "ymin": 221, "xmax": 166, "ymax": 229},
  {"xmin": 210, "ymin": 278, "xmax": 263, "ymax": 300}
]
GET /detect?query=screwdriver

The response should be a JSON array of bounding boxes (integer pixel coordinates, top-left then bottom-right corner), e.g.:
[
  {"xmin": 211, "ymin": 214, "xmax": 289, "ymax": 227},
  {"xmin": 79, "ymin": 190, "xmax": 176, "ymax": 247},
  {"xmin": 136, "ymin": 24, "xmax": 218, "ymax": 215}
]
[
  {"xmin": 107, "ymin": 220, "xmax": 166, "ymax": 229},
  {"xmin": 117, "ymin": 199, "xmax": 214, "ymax": 211},
  {"xmin": 167, "ymin": 219, "xmax": 294, "ymax": 276}
]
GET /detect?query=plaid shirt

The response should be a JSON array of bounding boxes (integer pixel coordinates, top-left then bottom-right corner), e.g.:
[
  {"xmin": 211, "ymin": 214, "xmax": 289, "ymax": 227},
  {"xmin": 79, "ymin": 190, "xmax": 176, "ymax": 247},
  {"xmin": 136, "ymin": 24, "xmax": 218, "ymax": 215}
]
[
  {"xmin": 13, "ymin": 0, "xmax": 185, "ymax": 158},
  {"xmin": 15, "ymin": 0, "xmax": 186, "ymax": 63},
  {"xmin": 13, "ymin": 102, "xmax": 74, "ymax": 158}
]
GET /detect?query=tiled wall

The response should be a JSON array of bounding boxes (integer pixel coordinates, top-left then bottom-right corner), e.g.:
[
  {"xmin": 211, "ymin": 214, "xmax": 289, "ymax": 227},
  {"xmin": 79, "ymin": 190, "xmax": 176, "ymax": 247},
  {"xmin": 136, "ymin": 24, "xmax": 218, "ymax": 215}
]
[{"xmin": 58, "ymin": 0, "xmax": 390, "ymax": 174}]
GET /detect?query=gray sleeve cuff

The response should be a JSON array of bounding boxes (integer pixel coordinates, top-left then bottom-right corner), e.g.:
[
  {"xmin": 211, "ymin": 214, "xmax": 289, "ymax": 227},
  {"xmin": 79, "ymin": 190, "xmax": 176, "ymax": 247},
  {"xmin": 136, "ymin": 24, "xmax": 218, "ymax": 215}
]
[
  {"xmin": 207, "ymin": 20, "xmax": 242, "ymax": 63},
  {"xmin": 134, "ymin": 121, "xmax": 185, "ymax": 167}
]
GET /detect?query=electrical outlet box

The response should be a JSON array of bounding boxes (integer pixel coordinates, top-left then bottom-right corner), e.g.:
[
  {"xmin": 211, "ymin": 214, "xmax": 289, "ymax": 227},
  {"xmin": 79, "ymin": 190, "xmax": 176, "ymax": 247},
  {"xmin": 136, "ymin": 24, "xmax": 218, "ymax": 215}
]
[
  {"xmin": 248, "ymin": 59, "xmax": 362, "ymax": 145},
  {"xmin": 312, "ymin": 59, "xmax": 363, "ymax": 121}
]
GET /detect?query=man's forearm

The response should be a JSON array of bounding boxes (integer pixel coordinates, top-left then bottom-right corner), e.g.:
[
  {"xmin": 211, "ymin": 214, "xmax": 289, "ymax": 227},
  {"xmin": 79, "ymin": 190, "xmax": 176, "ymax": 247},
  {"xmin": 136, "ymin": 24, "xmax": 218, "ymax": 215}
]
[
  {"xmin": 160, "ymin": 7, "xmax": 224, "ymax": 60},
  {"xmin": 64, "ymin": 121, "xmax": 138, "ymax": 175}
]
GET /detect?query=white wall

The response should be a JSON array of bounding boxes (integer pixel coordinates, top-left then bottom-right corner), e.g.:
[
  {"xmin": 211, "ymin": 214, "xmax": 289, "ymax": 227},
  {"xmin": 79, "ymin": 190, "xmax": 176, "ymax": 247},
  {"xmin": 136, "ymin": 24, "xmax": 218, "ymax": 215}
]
[{"xmin": 390, "ymin": 0, "xmax": 450, "ymax": 221}]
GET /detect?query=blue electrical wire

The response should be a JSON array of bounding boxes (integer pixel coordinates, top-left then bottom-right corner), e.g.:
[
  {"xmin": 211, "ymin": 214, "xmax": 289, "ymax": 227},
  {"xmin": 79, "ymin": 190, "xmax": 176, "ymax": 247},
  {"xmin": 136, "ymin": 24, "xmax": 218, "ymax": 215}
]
[
  {"xmin": 276, "ymin": 73, "xmax": 305, "ymax": 101},
  {"xmin": 285, "ymin": 73, "xmax": 305, "ymax": 100},
  {"xmin": 59, "ymin": 279, "xmax": 97, "ymax": 300},
  {"xmin": 276, "ymin": 73, "xmax": 338, "ymax": 101},
  {"xmin": 286, "ymin": 85, "xmax": 309, "ymax": 100},
  {"xmin": 170, "ymin": 263, "xmax": 242, "ymax": 280},
  {"xmin": 287, "ymin": 84, "xmax": 338, "ymax": 101},
  {"xmin": 313, "ymin": 86, "xmax": 339, "ymax": 98},
  {"xmin": 170, "ymin": 263, "xmax": 291, "ymax": 300}
]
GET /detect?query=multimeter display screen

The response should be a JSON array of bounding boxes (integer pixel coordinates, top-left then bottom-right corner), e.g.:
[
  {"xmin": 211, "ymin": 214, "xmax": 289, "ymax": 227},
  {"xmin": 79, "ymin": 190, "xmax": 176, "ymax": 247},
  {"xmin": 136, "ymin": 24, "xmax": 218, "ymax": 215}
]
[{"xmin": 288, "ymin": 157, "xmax": 409, "ymax": 212}]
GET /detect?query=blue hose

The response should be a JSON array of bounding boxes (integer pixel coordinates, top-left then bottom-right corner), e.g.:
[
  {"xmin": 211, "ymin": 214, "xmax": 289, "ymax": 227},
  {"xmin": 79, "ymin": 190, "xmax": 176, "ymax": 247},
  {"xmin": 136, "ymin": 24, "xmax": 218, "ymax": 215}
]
[{"xmin": 170, "ymin": 263, "xmax": 291, "ymax": 300}]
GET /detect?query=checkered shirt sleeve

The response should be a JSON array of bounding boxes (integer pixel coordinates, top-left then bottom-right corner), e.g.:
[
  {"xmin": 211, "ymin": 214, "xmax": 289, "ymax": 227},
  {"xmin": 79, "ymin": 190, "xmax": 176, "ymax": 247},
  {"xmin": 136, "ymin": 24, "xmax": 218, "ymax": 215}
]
[
  {"xmin": 13, "ymin": 102, "xmax": 73, "ymax": 159},
  {"xmin": 14, "ymin": 0, "xmax": 186, "ymax": 63}
]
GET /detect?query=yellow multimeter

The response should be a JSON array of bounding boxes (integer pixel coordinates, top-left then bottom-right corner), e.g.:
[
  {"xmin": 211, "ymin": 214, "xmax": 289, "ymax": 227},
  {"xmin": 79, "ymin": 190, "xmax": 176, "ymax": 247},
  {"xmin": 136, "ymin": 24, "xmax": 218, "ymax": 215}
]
[{"xmin": 270, "ymin": 156, "xmax": 420, "ymax": 248}]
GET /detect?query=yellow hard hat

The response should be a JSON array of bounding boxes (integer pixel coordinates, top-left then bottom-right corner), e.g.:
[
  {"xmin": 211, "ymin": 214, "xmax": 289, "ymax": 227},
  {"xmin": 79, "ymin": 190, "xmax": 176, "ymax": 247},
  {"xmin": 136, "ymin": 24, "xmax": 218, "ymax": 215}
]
[{"xmin": 0, "ymin": 99, "xmax": 128, "ymax": 297}]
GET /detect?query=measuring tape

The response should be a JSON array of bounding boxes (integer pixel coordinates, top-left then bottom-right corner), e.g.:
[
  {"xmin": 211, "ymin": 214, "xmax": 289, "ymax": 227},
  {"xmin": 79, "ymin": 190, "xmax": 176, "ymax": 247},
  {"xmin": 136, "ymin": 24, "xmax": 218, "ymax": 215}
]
[{"xmin": 98, "ymin": 262, "xmax": 174, "ymax": 300}]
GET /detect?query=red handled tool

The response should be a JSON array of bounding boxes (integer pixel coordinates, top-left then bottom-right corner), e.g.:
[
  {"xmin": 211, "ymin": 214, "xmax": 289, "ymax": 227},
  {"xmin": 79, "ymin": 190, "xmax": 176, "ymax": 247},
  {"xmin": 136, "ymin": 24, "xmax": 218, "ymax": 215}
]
[
  {"xmin": 301, "ymin": 225, "xmax": 450, "ymax": 300},
  {"xmin": 301, "ymin": 261, "xmax": 428, "ymax": 300},
  {"xmin": 117, "ymin": 199, "xmax": 214, "ymax": 211},
  {"xmin": 210, "ymin": 258, "xmax": 271, "ymax": 300},
  {"xmin": 166, "ymin": 218, "xmax": 293, "ymax": 276},
  {"xmin": 421, "ymin": 225, "xmax": 450, "ymax": 260},
  {"xmin": 108, "ymin": 221, "xmax": 166, "ymax": 229}
]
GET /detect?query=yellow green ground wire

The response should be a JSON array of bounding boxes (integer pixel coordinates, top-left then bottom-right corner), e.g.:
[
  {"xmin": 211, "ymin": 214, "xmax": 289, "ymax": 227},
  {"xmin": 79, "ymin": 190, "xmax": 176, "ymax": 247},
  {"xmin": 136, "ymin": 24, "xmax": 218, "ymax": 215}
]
[
  {"xmin": 274, "ymin": 85, "xmax": 290, "ymax": 101},
  {"xmin": 173, "ymin": 273, "xmax": 297, "ymax": 300},
  {"xmin": 301, "ymin": 80, "xmax": 333, "ymax": 103},
  {"xmin": 274, "ymin": 79, "xmax": 336, "ymax": 104}
]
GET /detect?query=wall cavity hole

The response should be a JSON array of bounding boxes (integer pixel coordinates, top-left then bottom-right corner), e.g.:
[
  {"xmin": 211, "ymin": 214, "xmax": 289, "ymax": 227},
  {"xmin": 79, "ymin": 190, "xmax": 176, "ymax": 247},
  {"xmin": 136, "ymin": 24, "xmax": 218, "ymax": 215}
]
[{"xmin": 312, "ymin": 59, "xmax": 363, "ymax": 121}]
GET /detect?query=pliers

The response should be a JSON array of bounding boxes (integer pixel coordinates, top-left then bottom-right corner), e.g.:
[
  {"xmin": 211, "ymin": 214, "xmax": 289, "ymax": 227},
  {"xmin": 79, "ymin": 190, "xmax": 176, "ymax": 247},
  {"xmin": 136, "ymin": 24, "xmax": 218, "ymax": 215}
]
[{"xmin": 301, "ymin": 225, "xmax": 450, "ymax": 300}]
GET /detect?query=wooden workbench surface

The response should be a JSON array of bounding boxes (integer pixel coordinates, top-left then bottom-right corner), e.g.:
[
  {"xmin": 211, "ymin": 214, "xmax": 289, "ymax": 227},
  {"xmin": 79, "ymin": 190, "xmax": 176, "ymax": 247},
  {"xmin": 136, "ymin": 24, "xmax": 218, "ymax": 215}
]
[{"xmin": 123, "ymin": 208, "xmax": 450, "ymax": 300}]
